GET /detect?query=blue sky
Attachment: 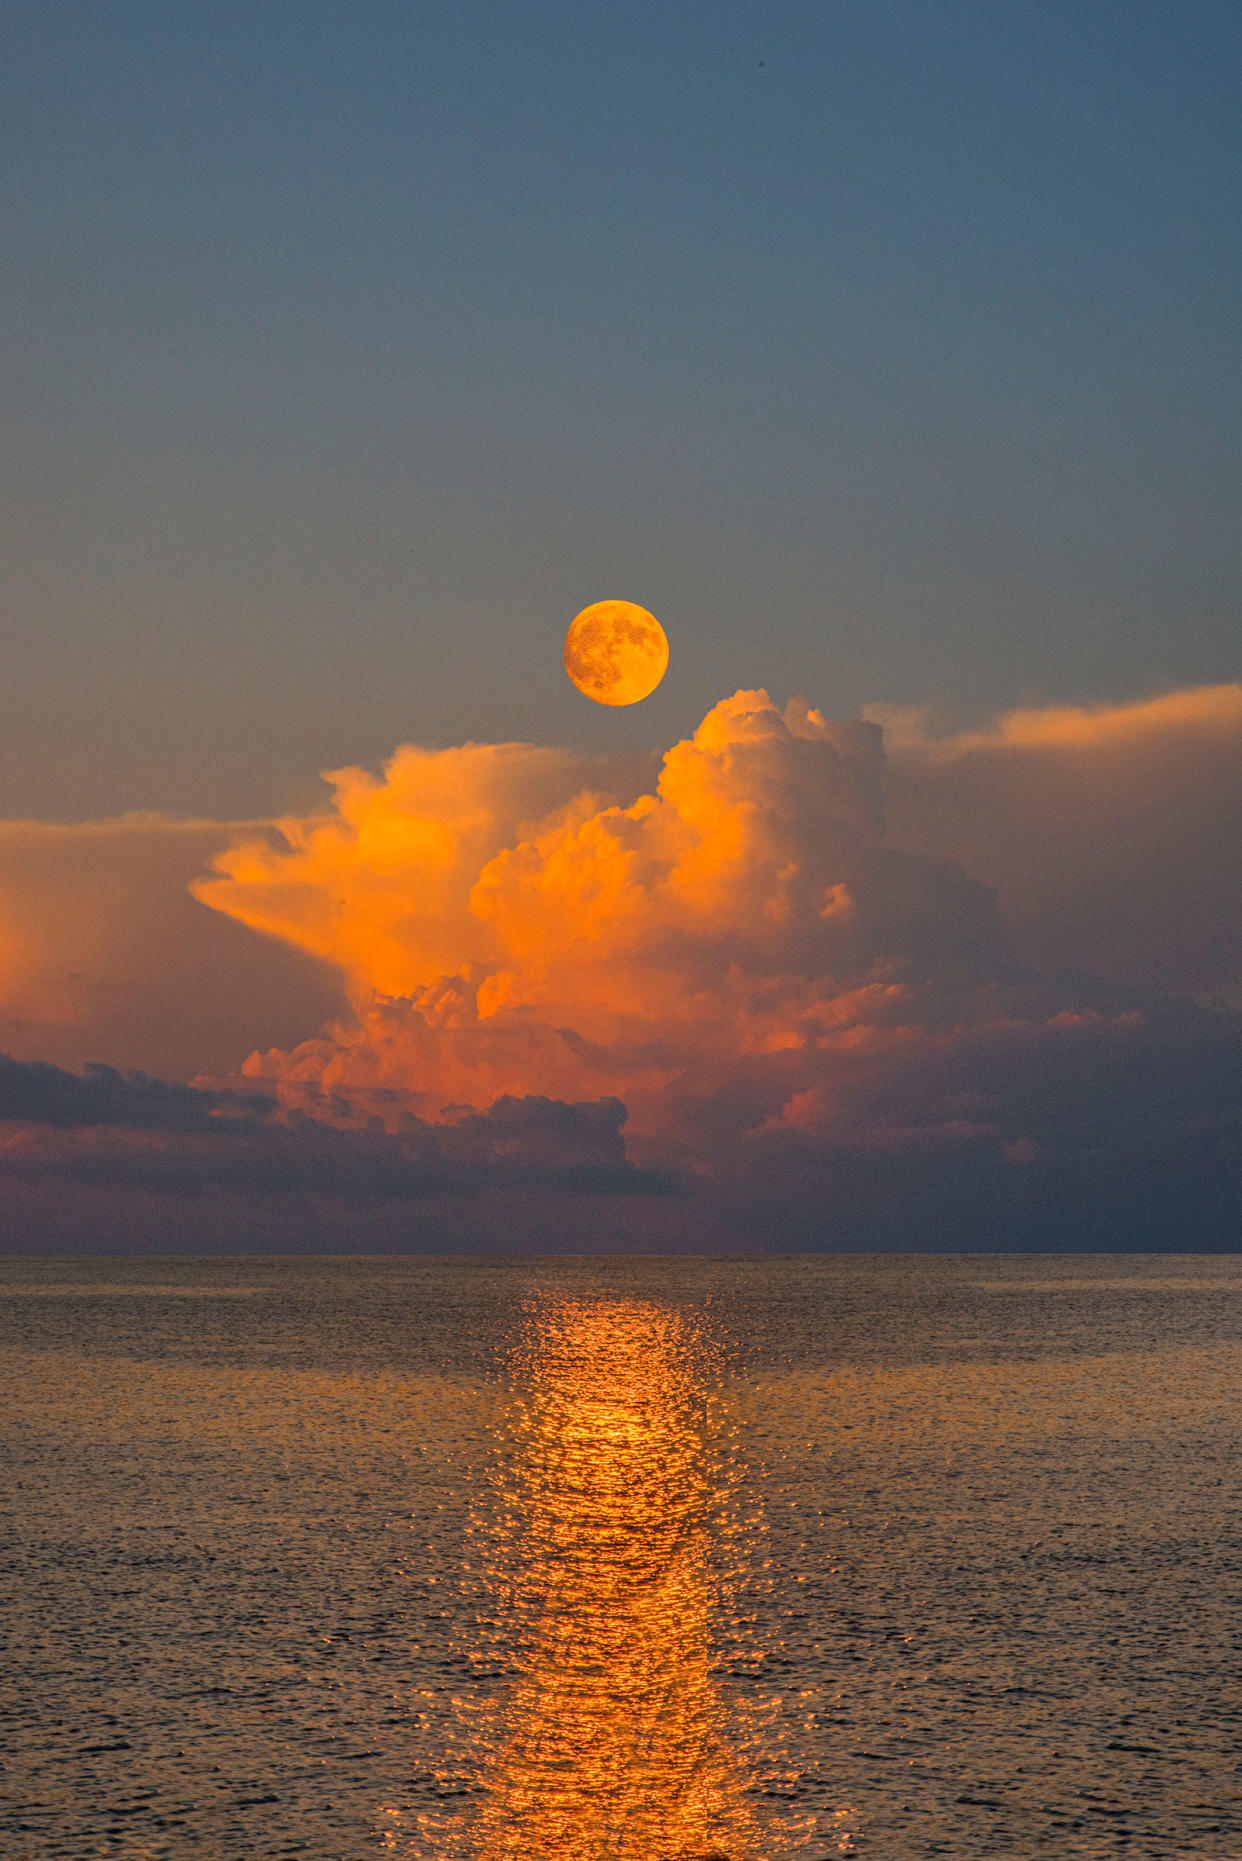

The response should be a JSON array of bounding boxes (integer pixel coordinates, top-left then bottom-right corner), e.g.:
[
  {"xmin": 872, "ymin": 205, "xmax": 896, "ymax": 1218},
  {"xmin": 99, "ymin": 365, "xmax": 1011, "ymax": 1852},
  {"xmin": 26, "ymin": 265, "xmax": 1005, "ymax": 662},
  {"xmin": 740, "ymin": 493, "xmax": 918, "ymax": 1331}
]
[{"xmin": 3, "ymin": 0, "xmax": 1240, "ymax": 817}]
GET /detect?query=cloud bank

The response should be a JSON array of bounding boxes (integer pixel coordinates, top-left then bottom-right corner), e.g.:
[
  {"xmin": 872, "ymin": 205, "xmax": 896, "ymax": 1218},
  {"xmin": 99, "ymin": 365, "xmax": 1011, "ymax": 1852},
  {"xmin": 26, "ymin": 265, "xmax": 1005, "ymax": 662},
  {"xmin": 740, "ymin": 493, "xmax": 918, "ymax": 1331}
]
[
  {"xmin": 0, "ymin": 1051, "xmax": 665, "ymax": 1253},
  {"xmin": 875, "ymin": 683, "xmax": 1242, "ymax": 1004},
  {"xmin": 3, "ymin": 684, "xmax": 1240, "ymax": 1249},
  {"xmin": 186, "ymin": 687, "xmax": 1242, "ymax": 1249}
]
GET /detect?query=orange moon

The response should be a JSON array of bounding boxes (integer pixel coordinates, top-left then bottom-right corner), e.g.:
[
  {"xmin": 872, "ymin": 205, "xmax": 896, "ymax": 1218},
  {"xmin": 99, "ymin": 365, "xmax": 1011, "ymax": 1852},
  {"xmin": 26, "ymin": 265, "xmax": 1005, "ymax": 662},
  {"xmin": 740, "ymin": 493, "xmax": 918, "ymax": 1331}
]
[{"xmin": 563, "ymin": 601, "xmax": 669, "ymax": 706}]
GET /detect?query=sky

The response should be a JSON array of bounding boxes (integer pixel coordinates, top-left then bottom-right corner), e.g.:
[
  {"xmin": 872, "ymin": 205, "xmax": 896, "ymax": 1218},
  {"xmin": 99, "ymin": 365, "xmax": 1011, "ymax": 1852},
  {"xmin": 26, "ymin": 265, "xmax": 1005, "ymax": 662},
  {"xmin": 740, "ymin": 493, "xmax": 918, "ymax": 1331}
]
[{"xmin": 1, "ymin": 2, "xmax": 1240, "ymax": 1250}]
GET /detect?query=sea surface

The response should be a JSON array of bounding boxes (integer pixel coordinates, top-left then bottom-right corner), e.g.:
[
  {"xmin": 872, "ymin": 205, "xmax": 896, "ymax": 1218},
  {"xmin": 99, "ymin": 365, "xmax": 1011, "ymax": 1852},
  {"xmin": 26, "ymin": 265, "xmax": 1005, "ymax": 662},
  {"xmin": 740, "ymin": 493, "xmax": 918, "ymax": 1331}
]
[{"xmin": 1, "ymin": 1254, "xmax": 1240, "ymax": 1859}]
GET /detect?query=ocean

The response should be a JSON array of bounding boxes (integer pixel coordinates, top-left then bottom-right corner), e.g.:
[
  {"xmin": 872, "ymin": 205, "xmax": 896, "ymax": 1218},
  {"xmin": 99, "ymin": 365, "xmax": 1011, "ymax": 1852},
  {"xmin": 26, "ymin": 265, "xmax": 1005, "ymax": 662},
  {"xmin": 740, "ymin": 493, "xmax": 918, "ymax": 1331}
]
[{"xmin": 2, "ymin": 1253, "xmax": 1240, "ymax": 1857}]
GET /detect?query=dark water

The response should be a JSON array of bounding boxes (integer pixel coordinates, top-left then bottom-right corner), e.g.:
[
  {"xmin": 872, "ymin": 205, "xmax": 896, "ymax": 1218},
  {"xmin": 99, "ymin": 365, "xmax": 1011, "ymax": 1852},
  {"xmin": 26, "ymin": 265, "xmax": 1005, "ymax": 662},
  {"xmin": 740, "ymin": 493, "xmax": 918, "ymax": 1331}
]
[{"xmin": 2, "ymin": 1255, "xmax": 1241, "ymax": 1858}]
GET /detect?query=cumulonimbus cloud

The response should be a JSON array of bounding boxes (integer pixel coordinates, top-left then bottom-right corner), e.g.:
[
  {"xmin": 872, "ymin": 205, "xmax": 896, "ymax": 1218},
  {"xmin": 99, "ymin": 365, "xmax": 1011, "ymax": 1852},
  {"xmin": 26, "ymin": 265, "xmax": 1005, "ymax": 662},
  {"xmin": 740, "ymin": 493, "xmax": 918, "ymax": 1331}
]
[
  {"xmin": 184, "ymin": 687, "xmax": 1242, "ymax": 1246},
  {"xmin": 3, "ymin": 684, "xmax": 1239, "ymax": 1249},
  {"xmin": 194, "ymin": 692, "xmax": 1002, "ymax": 1134}
]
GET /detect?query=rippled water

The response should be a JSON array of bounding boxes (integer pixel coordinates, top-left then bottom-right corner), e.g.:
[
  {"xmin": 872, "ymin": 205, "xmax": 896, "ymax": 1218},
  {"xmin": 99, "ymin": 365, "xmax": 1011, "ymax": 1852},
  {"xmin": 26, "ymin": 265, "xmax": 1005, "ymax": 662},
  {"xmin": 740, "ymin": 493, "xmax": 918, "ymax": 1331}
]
[{"xmin": 2, "ymin": 1254, "xmax": 1241, "ymax": 1858}]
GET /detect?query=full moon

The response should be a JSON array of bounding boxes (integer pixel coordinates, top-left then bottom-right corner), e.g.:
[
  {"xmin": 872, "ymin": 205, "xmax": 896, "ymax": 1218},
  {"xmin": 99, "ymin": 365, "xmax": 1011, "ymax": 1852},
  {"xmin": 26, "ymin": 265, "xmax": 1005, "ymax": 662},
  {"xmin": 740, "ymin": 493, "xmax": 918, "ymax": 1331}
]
[{"xmin": 563, "ymin": 600, "xmax": 669, "ymax": 706}]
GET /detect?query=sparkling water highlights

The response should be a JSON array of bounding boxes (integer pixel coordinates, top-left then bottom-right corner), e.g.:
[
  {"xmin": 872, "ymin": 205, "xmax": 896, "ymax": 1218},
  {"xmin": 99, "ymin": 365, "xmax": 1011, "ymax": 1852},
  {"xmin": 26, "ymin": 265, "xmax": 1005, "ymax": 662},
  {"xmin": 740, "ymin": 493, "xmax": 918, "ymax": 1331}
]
[
  {"xmin": 3, "ymin": 1254, "xmax": 1241, "ymax": 1857},
  {"xmin": 470, "ymin": 1298, "xmax": 764, "ymax": 1857}
]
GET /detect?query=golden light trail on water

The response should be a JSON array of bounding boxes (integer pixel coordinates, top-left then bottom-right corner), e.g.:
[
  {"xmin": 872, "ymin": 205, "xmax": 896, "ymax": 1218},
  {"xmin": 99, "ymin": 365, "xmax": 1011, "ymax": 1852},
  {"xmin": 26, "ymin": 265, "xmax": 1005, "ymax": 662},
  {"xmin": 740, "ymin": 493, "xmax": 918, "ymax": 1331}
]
[
  {"xmin": 472, "ymin": 1296, "xmax": 767, "ymax": 1860},
  {"xmin": 378, "ymin": 1295, "xmax": 850, "ymax": 1859}
]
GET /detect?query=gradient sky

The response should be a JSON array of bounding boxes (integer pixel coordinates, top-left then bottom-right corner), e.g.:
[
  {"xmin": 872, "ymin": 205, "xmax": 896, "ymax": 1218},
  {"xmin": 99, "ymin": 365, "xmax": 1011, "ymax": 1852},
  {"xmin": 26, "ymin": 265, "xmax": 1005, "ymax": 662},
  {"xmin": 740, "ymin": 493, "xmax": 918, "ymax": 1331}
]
[
  {"xmin": 3, "ymin": 3, "xmax": 1242, "ymax": 1251},
  {"xmin": 4, "ymin": 0, "xmax": 1240, "ymax": 819}
]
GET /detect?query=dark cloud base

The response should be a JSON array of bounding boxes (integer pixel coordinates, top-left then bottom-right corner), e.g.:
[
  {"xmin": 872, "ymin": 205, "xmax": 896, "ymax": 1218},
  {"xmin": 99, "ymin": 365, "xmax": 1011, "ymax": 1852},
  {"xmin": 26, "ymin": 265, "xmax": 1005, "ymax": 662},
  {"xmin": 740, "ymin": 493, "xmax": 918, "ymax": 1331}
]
[
  {"xmin": 1, "ymin": 972, "xmax": 1241, "ymax": 1255},
  {"xmin": 0, "ymin": 1054, "xmax": 274, "ymax": 1130},
  {"xmin": 0, "ymin": 1058, "xmax": 673, "ymax": 1253},
  {"xmin": 0, "ymin": 1037, "xmax": 1238, "ymax": 1255}
]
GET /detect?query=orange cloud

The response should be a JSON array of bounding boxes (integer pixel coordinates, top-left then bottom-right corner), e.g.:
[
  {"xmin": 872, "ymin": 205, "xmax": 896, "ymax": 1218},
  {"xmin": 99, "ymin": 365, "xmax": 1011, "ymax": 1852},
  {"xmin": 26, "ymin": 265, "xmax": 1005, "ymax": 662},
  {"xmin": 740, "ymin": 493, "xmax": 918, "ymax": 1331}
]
[
  {"xmin": 192, "ymin": 742, "xmax": 641, "ymax": 1002},
  {"xmin": 193, "ymin": 691, "xmax": 1014, "ymax": 1160},
  {"xmin": 3, "ymin": 685, "xmax": 1242, "ymax": 1250},
  {"xmin": 877, "ymin": 682, "xmax": 1242, "ymax": 758}
]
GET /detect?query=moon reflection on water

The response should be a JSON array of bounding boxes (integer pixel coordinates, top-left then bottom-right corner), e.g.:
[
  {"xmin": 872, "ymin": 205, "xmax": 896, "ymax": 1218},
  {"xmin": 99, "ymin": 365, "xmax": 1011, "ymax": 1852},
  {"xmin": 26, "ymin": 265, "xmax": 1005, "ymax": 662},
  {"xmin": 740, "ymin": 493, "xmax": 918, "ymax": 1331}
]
[
  {"xmin": 472, "ymin": 1297, "xmax": 764, "ymax": 1858},
  {"xmin": 382, "ymin": 1294, "xmax": 828, "ymax": 1859}
]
